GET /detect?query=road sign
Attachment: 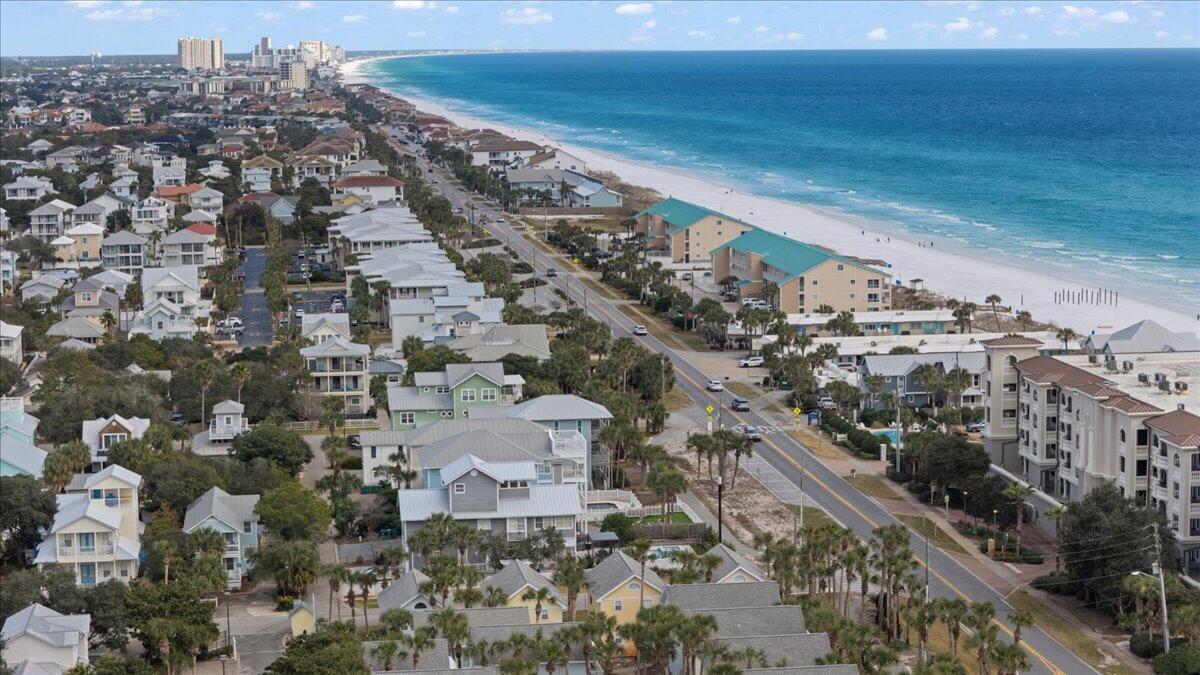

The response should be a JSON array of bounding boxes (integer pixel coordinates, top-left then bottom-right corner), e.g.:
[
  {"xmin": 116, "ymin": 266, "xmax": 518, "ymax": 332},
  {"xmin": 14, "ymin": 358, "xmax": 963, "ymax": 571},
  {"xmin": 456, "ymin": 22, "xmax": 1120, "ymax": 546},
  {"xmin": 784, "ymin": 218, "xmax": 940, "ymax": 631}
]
[
  {"xmin": 793, "ymin": 406, "xmax": 802, "ymax": 415},
  {"xmin": 706, "ymin": 404, "xmax": 714, "ymax": 414}
]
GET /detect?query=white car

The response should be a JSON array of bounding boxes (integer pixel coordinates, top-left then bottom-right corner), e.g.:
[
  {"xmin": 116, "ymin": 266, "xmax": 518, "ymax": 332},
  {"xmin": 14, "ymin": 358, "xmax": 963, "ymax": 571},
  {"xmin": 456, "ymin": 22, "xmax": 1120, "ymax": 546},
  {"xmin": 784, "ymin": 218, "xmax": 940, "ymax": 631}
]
[
  {"xmin": 632, "ymin": 325, "xmax": 648, "ymax": 336},
  {"xmin": 749, "ymin": 300, "xmax": 771, "ymax": 309},
  {"xmin": 706, "ymin": 379, "xmax": 724, "ymax": 392},
  {"xmin": 739, "ymin": 356, "xmax": 764, "ymax": 368},
  {"xmin": 818, "ymin": 397, "xmax": 838, "ymax": 409},
  {"xmin": 740, "ymin": 297, "xmax": 760, "ymax": 307},
  {"xmin": 220, "ymin": 317, "xmax": 244, "ymax": 328},
  {"xmin": 294, "ymin": 308, "xmax": 306, "ymax": 318}
]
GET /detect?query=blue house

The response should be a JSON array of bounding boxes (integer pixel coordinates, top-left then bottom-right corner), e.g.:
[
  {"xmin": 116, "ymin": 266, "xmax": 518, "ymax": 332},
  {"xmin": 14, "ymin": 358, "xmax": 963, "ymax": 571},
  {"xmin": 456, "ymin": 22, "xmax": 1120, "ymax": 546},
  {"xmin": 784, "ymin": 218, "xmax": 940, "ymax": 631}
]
[
  {"xmin": 182, "ymin": 487, "xmax": 261, "ymax": 589},
  {"xmin": 0, "ymin": 407, "xmax": 44, "ymax": 477}
]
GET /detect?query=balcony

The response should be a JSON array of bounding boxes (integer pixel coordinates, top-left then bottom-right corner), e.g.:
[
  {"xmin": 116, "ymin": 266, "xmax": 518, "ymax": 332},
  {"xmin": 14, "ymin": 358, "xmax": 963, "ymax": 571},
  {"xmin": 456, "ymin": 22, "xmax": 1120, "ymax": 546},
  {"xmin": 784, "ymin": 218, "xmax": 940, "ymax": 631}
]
[
  {"xmin": 58, "ymin": 545, "xmax": 115, "ymax": 559},
  {"xmin": 550, "ymin": 430, "xmax": 588, "ymax": 460},
  {"xmin": 1002, "ymin": 391, "xmax": 1018, "ymax": 401},
  {"xmin": 1190, "ymin": 503, "xmax": 1200, "ymax": 516}
]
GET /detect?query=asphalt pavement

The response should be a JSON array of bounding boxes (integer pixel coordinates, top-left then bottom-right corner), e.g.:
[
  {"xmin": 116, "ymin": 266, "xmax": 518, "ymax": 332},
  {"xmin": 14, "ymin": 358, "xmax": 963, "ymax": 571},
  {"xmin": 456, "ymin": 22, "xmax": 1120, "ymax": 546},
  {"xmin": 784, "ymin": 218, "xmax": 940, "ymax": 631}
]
[
  {"xmin": 234, "ymin": 247, "xmax": 274, "ymax": 349},
  {"xmin": 409, "ymin": 149, "xmax": 1094, "ymax": 675}
]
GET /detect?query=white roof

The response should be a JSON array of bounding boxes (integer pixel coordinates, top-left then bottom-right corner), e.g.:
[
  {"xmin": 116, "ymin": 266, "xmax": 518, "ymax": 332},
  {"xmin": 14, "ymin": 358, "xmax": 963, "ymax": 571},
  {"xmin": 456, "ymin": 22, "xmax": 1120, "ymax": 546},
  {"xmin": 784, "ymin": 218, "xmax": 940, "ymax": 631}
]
[
  {"xmin": 81, "ymin": 414, "xmax": 151, "ymax": 446},
  {"xmin": 397, "ymin": 483, "xmax": 582, "ymax": 522},
  {"xmin": 0, "ymin": 320, "xmax": 23, "ymax": 339},
  {"xmin": 142, "ymin": 265, "xmax": 200, "ymax": 293},
  {"xmin": 440, "ymin": 453, "xmax": 537, "ymax": 484},
  {"xmin": 1, "ymin": 603, "xmax": 89, "ymax": 649},
  {"xmin": 299, "ymin": 336, "xmax": 370, "ymax": 358}
]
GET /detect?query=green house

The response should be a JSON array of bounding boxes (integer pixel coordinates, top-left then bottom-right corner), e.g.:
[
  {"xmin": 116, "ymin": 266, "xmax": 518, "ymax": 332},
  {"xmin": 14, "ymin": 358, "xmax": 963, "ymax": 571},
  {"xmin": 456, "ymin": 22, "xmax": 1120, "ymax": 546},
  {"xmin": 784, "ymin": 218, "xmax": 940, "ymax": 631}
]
[{"xmin": 387, "ymin": 362, "xmax": 525, "ymax": 429}]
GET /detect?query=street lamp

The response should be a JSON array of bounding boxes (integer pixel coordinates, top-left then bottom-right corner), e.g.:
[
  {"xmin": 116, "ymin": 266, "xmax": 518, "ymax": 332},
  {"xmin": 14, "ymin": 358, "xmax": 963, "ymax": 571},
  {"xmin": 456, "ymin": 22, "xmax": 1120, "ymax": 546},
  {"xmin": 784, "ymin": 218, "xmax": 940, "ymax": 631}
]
[
  {"xmin": 943, "ymin": 493, "xmax": 950, "ymax": 521},
  {"xmin": 962, "ymin": 490, "xmax": 969, "ymax": 524},
  {"xmin": 992, "ymin": 509, "xmax": 999, "ymax": 532}
]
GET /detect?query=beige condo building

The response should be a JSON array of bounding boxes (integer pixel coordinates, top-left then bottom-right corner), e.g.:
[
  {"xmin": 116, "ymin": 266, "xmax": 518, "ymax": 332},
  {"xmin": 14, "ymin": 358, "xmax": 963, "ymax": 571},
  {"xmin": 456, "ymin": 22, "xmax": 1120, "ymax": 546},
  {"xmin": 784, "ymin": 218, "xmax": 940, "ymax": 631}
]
[{"xmin": 634, "ymin": 197, "xmax": 753, "ymax": 264}]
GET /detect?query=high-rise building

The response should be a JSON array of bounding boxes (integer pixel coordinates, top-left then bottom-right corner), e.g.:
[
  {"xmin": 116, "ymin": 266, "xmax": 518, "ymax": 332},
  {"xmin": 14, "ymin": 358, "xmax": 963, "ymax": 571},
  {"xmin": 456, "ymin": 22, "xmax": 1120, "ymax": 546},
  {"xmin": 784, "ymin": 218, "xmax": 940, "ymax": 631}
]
[
  {"xmin": 280, "ymin": 59, "xmax": 308, "ymax": 91},
  {"xmin": 177, "ymin": 36, "xmax": 224, "ymax": 71}
]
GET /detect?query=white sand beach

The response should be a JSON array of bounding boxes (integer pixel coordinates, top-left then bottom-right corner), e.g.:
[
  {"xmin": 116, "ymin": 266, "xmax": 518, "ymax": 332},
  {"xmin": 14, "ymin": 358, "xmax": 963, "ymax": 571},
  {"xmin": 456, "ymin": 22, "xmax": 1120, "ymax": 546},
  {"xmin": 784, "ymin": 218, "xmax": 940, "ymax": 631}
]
[{"xmin": 341, "ymin": 58, "xmax": 1199, "ymax": 336}]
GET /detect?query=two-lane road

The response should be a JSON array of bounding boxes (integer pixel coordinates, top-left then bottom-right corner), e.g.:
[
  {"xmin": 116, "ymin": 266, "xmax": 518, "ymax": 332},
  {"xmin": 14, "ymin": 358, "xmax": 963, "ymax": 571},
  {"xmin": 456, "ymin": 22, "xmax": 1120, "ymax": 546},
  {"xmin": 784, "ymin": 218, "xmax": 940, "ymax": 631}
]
[{"xmin": 409, "ymin": 151, "xmax": 1092, "ymax": 675}]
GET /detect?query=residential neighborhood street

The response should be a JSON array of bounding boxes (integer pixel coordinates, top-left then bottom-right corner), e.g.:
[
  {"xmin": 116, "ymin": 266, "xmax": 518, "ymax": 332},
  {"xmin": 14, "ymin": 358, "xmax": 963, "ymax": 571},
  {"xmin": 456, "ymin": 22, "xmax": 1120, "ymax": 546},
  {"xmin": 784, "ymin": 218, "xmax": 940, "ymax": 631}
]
[{"xmin": 234, "ymin": 247, "xmax": 273, "ymax": 349}]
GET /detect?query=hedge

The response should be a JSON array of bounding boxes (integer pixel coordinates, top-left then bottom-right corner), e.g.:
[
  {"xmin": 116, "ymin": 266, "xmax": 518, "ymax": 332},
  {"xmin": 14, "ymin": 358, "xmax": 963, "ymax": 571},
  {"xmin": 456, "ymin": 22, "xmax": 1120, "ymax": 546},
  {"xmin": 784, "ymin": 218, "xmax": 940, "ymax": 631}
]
[
  {"xmin": 1153, "ymin": 643, "xmax": 1200, "ymax": 674},
  {"xmin": 819, "ymin": 411, "xmax": 892, "ymax": 459},
  {"xmin": 1132, "ymin": 633, "xmax": 1175, "ymax": 660},
  {"xmin": 462, "ymin": 237, "xmax": 501, "ymax": 249},
  {"xmin": 979, "ymin": 542, "xmax": 1044, "ymax": 565}
]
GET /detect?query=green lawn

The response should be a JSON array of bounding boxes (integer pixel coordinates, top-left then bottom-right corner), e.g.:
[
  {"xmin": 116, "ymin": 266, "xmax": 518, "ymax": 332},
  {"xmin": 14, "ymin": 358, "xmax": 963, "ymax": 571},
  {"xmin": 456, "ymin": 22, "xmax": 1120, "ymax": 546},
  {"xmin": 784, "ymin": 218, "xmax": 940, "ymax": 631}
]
[
  {"xmin": 844, "ymin": 474, "xmax": 903, "ymax": 501},
  {"xmin": 640, "ymin": 512, "xmax": 693, "ymax": 524},
  {"xmin": 793, "ymin": 505, "xmax": 837, "ymax": 531},
  {"xmin": 726, "ymin": 382, "xmax": 760, "ymax": 401},
  {"xmin": 896, "ymin": 515, "xmax": 969, "ymax": 555}
]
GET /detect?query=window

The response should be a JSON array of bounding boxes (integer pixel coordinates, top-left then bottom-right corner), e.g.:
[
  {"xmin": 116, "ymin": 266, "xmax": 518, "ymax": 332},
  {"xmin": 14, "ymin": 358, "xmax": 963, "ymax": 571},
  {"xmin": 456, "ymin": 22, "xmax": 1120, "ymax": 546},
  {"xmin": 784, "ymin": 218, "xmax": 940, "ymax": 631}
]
[
  {"xmin": 481, "ymin": 388, "xmax": 498, "ymax": 402},
  {"xmin": 540, "ymin": 609, "xmax": 549, "ymax": 621},
  {"xmin": 399, "ymin": 412, "xmax": 415, "ymax": 425},
  {"xmin": 477, "ymin": 519, "xmax": 491, "ymax": 531},
  {"xmin": 613, "ymin": 600, "xmax": 623, "ymax": 612},
  {"xmin": 370, "ymin": 446, "xmax": 377, "ymax": 459},
  {"xmin": 454, "ymin": 483, "xmax": 466, "ymax": 495},
  {"xmin": 101, "ymin": 433, "xmax": 127, "ymax": 449},
  {"xmin": 435, "ymin": 386, "xmax": 450, "ymax": 394},
  {"xmin": 243, "ymin": 520, "xmax": 253, "ymax": 533},
  {"xmin": 626, "ymin": 581, "xmax": 641, "ymax": 591},
  {"xmin": 461, "ymin": 388, "xmax": 477, "ymax": 402},
  {"xmin": 643, "ymin": 597, "xmax": 654, "ymax": 608}
]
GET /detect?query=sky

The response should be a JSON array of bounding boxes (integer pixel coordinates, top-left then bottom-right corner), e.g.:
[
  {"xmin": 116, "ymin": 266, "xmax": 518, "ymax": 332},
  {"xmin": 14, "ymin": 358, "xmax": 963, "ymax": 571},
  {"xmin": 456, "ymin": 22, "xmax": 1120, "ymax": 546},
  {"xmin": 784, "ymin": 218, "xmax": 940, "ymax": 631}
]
[{"xmin": 1, "ymin": 0, "xmax": 1197, "ymax": 57}]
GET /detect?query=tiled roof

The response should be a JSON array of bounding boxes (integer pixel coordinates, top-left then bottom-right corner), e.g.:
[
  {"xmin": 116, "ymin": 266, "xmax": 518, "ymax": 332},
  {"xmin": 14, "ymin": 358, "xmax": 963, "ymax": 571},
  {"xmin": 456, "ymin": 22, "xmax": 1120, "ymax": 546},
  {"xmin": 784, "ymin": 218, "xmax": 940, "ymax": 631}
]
[
  {"xmin": 1100, "ymin": 395, "xmax": 1162, "ymax": 415},
  {"xmin": 1147, "ymin": 409, "xmax": 1200, "ymax": 437},
  {"xmin": 979, "ymin": 335, "xmax": 1044, "ymax": 347}
]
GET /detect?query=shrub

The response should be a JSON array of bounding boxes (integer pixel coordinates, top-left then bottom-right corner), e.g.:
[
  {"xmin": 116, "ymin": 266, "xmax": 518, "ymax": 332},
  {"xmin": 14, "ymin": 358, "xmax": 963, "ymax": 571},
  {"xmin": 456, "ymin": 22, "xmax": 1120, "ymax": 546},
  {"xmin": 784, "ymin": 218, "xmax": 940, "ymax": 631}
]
[
  {"xmin": 1132, "ymin": 633, "xmax": 1168, "ymax": 660},
  {"xmin": 886, "ymin": 467, "xmax": 912, "ymax": 484},
  {"xmin": 1153, "ymin": 643, "xmax": 1200, "ymax": 674},
  {"xmin": 1031, "ymin": 573, "xmax": 1067, "ymax": 593},
  {"xmin": 462, "ymin": 237, "xmax": 501, "ymax": 249}
]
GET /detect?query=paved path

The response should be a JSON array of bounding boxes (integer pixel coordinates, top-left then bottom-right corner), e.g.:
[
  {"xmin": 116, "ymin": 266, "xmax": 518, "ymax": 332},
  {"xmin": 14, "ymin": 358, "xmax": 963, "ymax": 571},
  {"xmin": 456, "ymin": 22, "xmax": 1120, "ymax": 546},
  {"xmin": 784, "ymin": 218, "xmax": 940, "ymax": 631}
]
[
  {"xmin": 235, "ymin": 247, "xmax": 273, "ymax": 349},
  {"xmin": 405, "ymin": 151, "xmax": 1096, "ymax": 675}
]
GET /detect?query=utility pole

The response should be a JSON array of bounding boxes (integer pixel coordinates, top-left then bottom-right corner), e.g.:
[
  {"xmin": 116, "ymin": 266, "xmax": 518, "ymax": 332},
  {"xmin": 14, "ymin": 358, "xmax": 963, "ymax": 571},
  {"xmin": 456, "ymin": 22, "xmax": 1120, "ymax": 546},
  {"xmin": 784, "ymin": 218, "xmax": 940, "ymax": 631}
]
[
  {"xmin": 1154, "ymin": 523, "xmax": 1171, "ymax": 653},
  {"xmin": 924, "ymin": 531, "xmax": 931, "ymax": 603},
  {"xmin": 716, "ymin": 474, "xmax": 725, "ymax": 544}
]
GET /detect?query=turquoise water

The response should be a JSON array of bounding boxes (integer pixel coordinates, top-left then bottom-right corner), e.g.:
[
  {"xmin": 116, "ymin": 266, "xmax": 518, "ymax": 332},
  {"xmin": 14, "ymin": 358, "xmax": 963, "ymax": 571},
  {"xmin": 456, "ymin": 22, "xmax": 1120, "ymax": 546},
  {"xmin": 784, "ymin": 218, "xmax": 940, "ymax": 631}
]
[{"xmin": 361, "ymin": 50, "xmax": 1200, "ymax": 310}]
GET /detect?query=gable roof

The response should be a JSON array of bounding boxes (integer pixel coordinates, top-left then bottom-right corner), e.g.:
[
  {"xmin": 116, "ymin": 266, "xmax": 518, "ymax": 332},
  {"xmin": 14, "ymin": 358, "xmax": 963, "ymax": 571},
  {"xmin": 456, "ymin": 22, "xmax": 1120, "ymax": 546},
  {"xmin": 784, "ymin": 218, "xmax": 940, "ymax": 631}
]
[
  {"xmin": 482, "ymin": 560, "xmax": 565, "ymax": 607},
  {"xmin": 0, "ymin": 437, "xmax": 47, "ymax": 476},
  {"xmin": 713, "ymin": 227, "xmax": 888, "ymax": 282},
  {"xmin": 1087, "ymin": 319, "xmax": 1200, "ymax": 354},
  {"xmin": 183, "ymin": 486, "xmax": 259, "ymax": 532},
  {"xmin": 142, "ymin": 265, "xmax": 200, "ymax": 293},
  {"xmin": 1, "ymin": 603, "xmax": 89, "ymax": 649},
  {"xmin": 439, "ymin": 453, "xmax": 536, "ymax": 484},
  {"xmin": 46, "ymin": 317, "xmax": 105, "ymax": 339},
  {"xmin": 707, "ymin": 543, "xmax": 767, "ymax": 583},
  {"xmin": 101, "ymin": 230, "xmax": 147, "ymax": 246},
  {"xmin": 586, "ymin": 550, "xmax": 665, "ymax": 598},
  {"xmin": 637, "ymin": 197, "xmax": 749, "ymax": 233},
  {"xmin": 376, "ymin": 569, "xmax": 431, "ymax": 611},
  {"xmin": 662, "ymin": 581, "xmax": 782, "ymax": 611}
]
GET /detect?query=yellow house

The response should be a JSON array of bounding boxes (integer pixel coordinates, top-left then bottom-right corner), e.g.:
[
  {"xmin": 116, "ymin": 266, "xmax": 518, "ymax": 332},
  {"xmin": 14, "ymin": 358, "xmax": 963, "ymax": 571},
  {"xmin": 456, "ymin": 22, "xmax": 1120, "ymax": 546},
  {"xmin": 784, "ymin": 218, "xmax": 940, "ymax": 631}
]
[
  {"xmin": 482, "ymin": 560, "xmax": 566, "ymax": 624},
  {"xmin": 289, "ymin": 599, "xmax": 316, "ymax": 638},
  {"xmin": 634, "ymin": 197, "xmax": 754, "ymax": 264},
  {"xmin": 53, "ymin": 223, "xmax": 105, "ymax": 268},
  {"xmin": 34, "ymin": 465, "xmax": 142, "ymax": 587},
  {"xmin": 712, "ymin": 227, "xmax": 892, "ymax": 314}
]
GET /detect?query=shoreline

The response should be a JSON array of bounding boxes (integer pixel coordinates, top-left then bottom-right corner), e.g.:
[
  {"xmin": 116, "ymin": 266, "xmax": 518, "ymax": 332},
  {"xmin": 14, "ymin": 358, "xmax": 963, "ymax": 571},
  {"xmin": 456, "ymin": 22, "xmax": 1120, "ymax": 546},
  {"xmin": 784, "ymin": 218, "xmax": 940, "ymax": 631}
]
[{"xmin": 341, "ymin": 57, "xmax": 1199, "ymax": 336}]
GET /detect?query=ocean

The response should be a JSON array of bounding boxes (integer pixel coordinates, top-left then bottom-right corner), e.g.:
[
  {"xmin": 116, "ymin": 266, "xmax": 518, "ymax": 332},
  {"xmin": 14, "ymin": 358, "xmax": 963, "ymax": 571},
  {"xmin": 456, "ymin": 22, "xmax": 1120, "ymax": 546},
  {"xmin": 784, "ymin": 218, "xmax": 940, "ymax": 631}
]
[{"xmin": 360, "ymin": 50, "xmax": 1200, "ymax": 311}]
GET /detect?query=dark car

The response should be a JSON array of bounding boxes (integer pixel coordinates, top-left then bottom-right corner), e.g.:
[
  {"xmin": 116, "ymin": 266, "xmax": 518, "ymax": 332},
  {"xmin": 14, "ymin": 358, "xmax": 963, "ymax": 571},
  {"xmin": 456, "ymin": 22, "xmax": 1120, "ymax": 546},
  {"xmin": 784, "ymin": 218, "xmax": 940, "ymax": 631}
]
[
  {"xmin": 545, "ymin": 268, "xmax": 558, "ymax": 278},
  {"xmin": 730, "ymin": 396, "xmax": 751, "ymax": 412},
  {"xmin": 170, "ymin": 411, "xmax": 185, "ymax": 423},
  {"xmin": 347, "ymin": 435, "xmax": 362, "ymax": 450}
]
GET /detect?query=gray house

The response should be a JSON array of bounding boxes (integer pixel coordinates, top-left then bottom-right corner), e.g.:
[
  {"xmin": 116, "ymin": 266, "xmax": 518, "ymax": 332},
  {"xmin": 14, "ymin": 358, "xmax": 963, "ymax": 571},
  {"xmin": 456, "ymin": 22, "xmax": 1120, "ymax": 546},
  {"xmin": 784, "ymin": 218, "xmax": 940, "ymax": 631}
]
[
  {"xmin": 396, "ymin": 453, "xmax": 583, "ymax": 562},
  {"xmin": 858, "ymin": 352, "xmax": 985, "ymax": 409}
]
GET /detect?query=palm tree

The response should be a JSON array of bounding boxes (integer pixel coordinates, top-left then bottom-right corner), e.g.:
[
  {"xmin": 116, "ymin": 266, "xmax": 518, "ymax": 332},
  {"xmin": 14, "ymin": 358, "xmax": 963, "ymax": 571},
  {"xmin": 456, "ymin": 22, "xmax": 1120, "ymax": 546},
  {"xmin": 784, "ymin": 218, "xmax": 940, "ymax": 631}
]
[
  {"xmin": 430, "ymin": 608, "xmax": 470, "ymax": 664},
  {"xmin": 191, "ymin": 359, "xmax": 218, "ymax": 429},
  {"xmin": 521, "ymin": 586, "xmax": 554, "ymax": 624},
  {"xmin": 552, "ymin": 554, "xmax": 587, "ymax": 621},
  {"xmin": 323, "ymin": 563, "xmax": 347, "ymax": 620},
  {"xmin": 914, "ymin": 363, "xmax": 943, "ymax": 418},
  {"xmin": 1001, "ymin": 482, "xmax": 1035, "ymax": 555},
  {"xmin": 864, "ymin": 373, "xmax": 885, "ymax": 409},
  {"xmin": 356, "ymin": 569, "xmax": 379, "ymax": 629},
  {"xmin": 676, "ymin": 614, "xmax": 718, "ymax": 675},
  {"xmin": 100, "ymin": 310, "xmax": 118, "ymax": 342},
  {"xmin": 380, "ymin": 607, "xmax": 413, "ymax": 636},
  {"xmin": 1043, "ymin": 505, "xmax": 1065, "ymax": 572},
  {"xmin": 626, "ymin": 539, "xmax": 652, "ymax": 610},
  {"xmin": 483, "ymin": 585, "xmax": 509, "ymax": 608},
  {"xmin": 1009, "ymin": 609, "xmax": 1034, "ymax": 646},
  {"xmin": 403, "ymin": 626, "xmax": 437, "ymax": 670},
  {"xmin": 371, "ymin": 640, "xmax": 403, "ymax": 671},
  {"xmin": 1055, "ymin": 326, "xmax": 1078, "ymax": 352},
  {"xmin": 231, "ymin": 362, "xmax": 251, "ymax": 402},
  {"xmin": 934, "ymin": 597, "xmax": 969, "ymax": 658},
  {"xmin": 985, "ymin": 294, "xmax": 1002, "ymax": 330},
  {"xmin": 1016, "ymin": 310, "xmax": 1033, "ymax": 331}
]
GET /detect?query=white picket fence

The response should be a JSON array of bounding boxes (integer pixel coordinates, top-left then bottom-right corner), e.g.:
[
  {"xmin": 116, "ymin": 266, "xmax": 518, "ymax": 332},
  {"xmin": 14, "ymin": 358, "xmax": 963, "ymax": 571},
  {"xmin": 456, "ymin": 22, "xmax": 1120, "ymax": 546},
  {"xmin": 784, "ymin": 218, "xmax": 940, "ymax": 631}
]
[{"xmin": 284, "ymin": 418, "xmax": 380, "ymax": 432}]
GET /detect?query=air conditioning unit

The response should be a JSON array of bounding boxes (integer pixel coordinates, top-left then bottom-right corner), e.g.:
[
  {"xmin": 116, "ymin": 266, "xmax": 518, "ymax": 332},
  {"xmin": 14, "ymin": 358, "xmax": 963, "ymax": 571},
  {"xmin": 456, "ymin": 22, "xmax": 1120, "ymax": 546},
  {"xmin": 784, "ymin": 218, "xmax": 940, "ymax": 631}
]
[
  {"xmin": 1123, "ymin": 361, "xmax": 1134, "ymax": 373},
  {"xmin": 1177, "ymin": 381, "xmax": 1189, "ymax": 394},
  {"xmin": 1088, "ymin": 354, "xmax": 1098, "ymax": 365},
  {"xmin": 1159, "ymin": 380, "xmax": 1172, "ymax": 393},
  {"xmin": 1138, "ymin": 373, "xmax": 1151, "ymax": 386},
  {"xmin": 1155, "ymin": 373, "xmax": 1166, "ymax": 383}
]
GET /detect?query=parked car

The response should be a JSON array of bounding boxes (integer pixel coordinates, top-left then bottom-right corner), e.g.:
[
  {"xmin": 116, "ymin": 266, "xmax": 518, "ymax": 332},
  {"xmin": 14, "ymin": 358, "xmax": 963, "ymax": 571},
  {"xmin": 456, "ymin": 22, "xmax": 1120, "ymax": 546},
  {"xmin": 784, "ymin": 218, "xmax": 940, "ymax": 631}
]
[
  {"xmin": 730, "ymin": 396, "xmax": 751, "ymax": 412},
  {"xmin": 220, "ymin": 317, "xmax": 243, "ymax": 328},
  {"xmin": 170, "ymin": 411, "xmax": 185, "ymax": 423},
  {"xmin": 347, "ymin": 435, "xmax": 361, "ymax": 450},
  {"xmin": 705, "ymin": 379, "xmax": 724, "ymax": 392},
  {"xmin": 680, "ymin": 272, "xmax": 692, "ymax": 281},
  {"xmin": 633, "ymin": 325, "xmax": 648, "ymax": 336},
  {"xmin": 740, "ymin": 297, "xmax": 759, "ymax": 307},
  {"xmin": 818, "ymin": 396, "xmax": 838, "ymax": 409},
  {"xmin": 739, "ymin": 355, "xmax": 765, "ymax": 368},
  {"xmin": 735, "ymin": 424, "xmax": 763, "ymax": 441},
  {"xmin": 294, "ymin": 308, "xmax": 306, "ymax": 318},
  {"xmin": 967, "ymin": 422, "xmax": 986, "ymax": 433},
  {"xmin": 330, "ymin": 300, "xmax": 344, "ymax": 312}
]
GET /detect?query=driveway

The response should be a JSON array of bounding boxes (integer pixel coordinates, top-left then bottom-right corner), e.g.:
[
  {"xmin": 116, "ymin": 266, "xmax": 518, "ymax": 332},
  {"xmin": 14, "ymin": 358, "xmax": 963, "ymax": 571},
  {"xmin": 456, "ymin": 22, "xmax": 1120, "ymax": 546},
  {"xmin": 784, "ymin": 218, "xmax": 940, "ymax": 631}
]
[{"xmin": 235, "ymin": 247, "xmax": 273, "ymax": 349}]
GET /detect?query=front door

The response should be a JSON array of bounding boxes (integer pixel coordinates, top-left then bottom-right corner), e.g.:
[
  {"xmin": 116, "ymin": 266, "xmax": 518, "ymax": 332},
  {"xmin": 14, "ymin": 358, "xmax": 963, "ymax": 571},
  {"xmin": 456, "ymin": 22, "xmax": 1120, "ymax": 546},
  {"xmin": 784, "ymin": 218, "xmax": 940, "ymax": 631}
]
[{"xmin": 79, "ymin": 563, "xmax": 97, "ymax": 586}]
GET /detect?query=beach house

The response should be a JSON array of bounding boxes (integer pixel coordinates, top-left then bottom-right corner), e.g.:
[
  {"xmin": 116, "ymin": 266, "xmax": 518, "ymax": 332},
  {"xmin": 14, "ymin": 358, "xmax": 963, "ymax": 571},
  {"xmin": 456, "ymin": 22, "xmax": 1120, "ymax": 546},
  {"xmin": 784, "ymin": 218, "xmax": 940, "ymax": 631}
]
[
  {"xmin": 634, "ymin": 197, "xmax": 754, "ymax": 264},
  {"xmin": 29, "ymin": 199, "xmax": 77, "ymax": 243},
  {"xmin": 35, "ymin": 465, "xmax": 143, "ymax": 586},
  {"xmin": 386, "ymin": 362, "xmax": 524, "ymax": 429},
  {"xmin": 482, "ymin": 560, "xmax": 568, "ymax": 623},
  {"xmin": 0, "ymin": 320, "xmax": 23, "ymax": 364},
  {"xmin": 81, "ymin": 414, "xmax": 151, "ymax": 468},
  {"xmin": 101, "ymin": 230, "xmax": 149, "ymax": 277},
  {"xmin": 182, "ymin": 486, "xmax": 261, "ymax": 589},
  {"xmin": 331, "ymin": 175, "xmax": 405, "ymax": 205},
  {"xmin": 300, "ymin": 337, "xmax": 371, "ymax": 414},
  {"xmin": 585, "ymin": 550, "xmax": 665, "ymax": 633},
  {"xmin": 130, "ymin": 196, "xmax": 174, "ymax": 235},
  {"xmin": 712, "ymin": 227, "xmax": 893, "ymax": 314},
  {"xmin": 1, "ymin": 603, "xmax": 90, "ymax": 671}
]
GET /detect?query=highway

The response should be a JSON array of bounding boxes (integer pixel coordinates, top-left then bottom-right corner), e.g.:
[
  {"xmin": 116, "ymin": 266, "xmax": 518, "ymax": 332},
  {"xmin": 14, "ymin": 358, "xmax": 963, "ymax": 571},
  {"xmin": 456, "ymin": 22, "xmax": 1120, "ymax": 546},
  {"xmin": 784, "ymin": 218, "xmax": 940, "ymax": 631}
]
[{"xmin": 399, "ymin": 137, "xmax": 1094, "ymax": 675}]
